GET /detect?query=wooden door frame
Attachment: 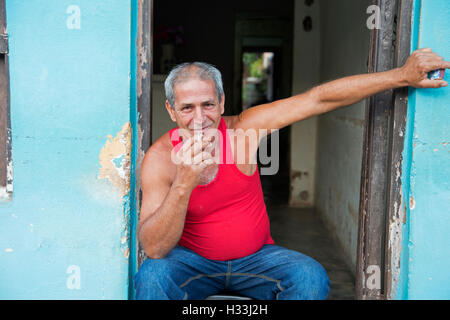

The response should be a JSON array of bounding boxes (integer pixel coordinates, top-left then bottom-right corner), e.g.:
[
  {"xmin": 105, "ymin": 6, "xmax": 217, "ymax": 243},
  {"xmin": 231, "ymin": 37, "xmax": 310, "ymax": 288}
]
[
  {"xmin": 136, "ymin": 0, "xmax": 416, "ymax": 300},
  {"xmin": 356, "ymin": 0, "xmax": 413, "ymax": 300},
  {"xmin": 136, "ymin": 0, "xmax": 152, "ymax": 268},
  {"xmin": 0, "ymin": 0, "xmax": 12, "ymax": 201}
]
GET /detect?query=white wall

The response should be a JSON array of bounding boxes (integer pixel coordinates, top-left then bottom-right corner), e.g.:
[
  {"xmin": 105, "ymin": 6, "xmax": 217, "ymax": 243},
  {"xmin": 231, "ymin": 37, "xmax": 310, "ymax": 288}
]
[
  {"xmin": 151, "ymin": 74, "xmax": 176, "ymax": 144},
  {"xmin": 289, "ymin": 0, "xmax": 321, "ymax": 207},
  {"xmin": 314, "ymin": 0, "xmax": 371, "ymax": 272},
  {"xmin": 290, "ymin": 0, "xmax": 371, "ymax": 272}
]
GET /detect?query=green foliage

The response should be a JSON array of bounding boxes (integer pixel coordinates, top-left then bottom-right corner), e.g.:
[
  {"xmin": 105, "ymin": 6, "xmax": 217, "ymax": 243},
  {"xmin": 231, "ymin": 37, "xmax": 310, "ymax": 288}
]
[{"xmin": 243, "ymin": 53, "xmax": 264, "ymax": 78}]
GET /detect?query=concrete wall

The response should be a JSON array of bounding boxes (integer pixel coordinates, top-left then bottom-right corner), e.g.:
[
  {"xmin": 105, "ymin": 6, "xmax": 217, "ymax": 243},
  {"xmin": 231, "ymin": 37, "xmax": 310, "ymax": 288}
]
[
  {"xmin": 289, "ymin": 0, "xmax": 321, "ymax": 207},
  {"xmin": 0, "ymin": 0, "xmax": 134, "ymax": 299},
  {"xmin": 397, "ymin": 0, "xmax": 450, "ymax": 300},
  {"xmin": 151, "ymin": 75, "xmax": 175, "ymax": 143},
  {"xmin": 313, "ymin": 0, "xmax": 371, "ymax": 272}
]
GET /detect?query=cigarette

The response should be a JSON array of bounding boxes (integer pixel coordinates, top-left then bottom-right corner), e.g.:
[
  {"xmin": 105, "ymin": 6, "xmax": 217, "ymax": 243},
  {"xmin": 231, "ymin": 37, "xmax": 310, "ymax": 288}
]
[
  {"xmin": 194, "ymin": 130, "xmax": 203, "ymax": 142},
  {"xmin": 193, "ymin": 122, "xmax": 203, "ymax": 142}
]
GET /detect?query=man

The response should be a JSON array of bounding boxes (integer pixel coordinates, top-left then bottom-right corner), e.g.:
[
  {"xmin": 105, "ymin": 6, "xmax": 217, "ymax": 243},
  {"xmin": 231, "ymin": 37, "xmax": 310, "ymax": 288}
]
[{"xmin": 134, "ymin": 48, "xmax": 449, "ymax": 300}]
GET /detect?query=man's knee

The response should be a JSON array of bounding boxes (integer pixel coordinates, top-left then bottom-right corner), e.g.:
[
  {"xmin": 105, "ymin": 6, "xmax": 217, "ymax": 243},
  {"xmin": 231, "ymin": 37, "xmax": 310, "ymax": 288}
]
[
  {"xmin": 135, "ymin": 258, "xmax": 167, "ymax": 285},
  {"xmin": 134, "ymin": 258, "xmax": 177, "ymax": 299},
  {"xmin": 287, "ymin": 256, "xmax": 330, "ymax": 300}
]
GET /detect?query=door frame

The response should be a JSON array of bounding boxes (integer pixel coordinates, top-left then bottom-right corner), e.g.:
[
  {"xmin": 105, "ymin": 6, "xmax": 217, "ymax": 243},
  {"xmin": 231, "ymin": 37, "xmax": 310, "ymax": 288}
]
[
  {"xmin": 136, "ymin": 0, "xmax": 416, "ymax": 300},
  {"xmin": 0, "ymin": 0, "xmax": 12, "ymax": 201},
  {"xmin": 356, "ymin": 0, "xmax": 413, "ymax": 300},
  {"xmin": 135, "ymin": 0, "xmax": 152, "ymax": 268}
]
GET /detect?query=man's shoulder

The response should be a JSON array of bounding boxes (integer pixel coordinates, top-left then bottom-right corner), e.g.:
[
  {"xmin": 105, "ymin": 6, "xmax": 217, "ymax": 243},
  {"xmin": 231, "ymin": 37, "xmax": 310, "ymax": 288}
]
[
  {"xmin": 141, "ymin": 131, "xmax": 175, "ymax": 181},
  {"xmin": 223, "ymin": 115, "xmax": 239, "ymax": 130}
]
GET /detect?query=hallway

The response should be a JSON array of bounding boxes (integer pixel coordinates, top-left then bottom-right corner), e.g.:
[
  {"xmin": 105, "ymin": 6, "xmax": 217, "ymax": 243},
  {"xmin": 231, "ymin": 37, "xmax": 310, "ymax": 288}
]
[{"xmin": 263, "ymin": 178, "xmax": 355, "ymax": 300}]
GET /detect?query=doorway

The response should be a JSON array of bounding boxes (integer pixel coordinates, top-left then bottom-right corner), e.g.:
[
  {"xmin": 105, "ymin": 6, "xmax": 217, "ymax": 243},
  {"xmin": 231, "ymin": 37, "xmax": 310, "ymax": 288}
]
[{"xmin": 137, "ymin": 0, "xmax": 411, "ymax": 300}]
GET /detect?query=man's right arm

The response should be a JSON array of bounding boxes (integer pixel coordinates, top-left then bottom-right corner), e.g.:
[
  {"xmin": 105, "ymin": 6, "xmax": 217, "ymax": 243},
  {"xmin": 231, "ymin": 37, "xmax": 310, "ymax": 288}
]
[
  {"xmin": 137, "ymin": 148, "xmax": 192, "ymax": 259},
  {"xmin": 138, "ymin": 135, "xmax": 215, "ymax": 259}
]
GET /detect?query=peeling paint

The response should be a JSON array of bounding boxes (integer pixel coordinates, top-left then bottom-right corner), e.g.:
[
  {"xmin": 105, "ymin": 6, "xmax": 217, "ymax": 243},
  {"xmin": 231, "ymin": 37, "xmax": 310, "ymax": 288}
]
[
  {"xmin": 136, "ymin": 0, "xmax": 148, "ymax": 99},
  {"xmin": 120, "ymin": 194, "xmax": 132, "ymax": 261},
  {"xmin": 0, "ymin": 187, "xmax": 9, "ymax": 201},
  {"xmin": 6, "ymin": 158, "xmax": 13, "ymax": 192},
  {"xmin": 409, "ymin": 196, "xmax": 415, "ymax": 210},
  {"xmin": 0, "ymin": 158, "xmax": 13, "ymax": 201},
  {"xmin": 98, "ymin": 123, "xmax": 133, "ymax": 260},
  {"xmin": 98, "ymin": 122, "xmax": 132, "ymax": 198},
  {"xmin": 291, "ymin": 170, "xmax": 308, "ymax": 180},
  {"xmin": 122, "ymin": 247, "xmax": 130, "ymax": 259},
  {"xmin": 387, "ymin": 182, "xmax": 407, "ymax": 299}
]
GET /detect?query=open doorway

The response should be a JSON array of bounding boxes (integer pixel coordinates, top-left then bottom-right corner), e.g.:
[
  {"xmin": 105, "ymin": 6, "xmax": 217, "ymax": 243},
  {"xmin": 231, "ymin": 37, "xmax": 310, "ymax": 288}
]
[
  {"xmin": 141, "ymin": 0, "xmax": 410, "ymax": 300},
  {"xmin": 148, "ymin": 0, "xmax": 359, "ymax": 300},
  {"xmin": 240, "ymin": 47, "xmax": 290, "ymax": 205}
]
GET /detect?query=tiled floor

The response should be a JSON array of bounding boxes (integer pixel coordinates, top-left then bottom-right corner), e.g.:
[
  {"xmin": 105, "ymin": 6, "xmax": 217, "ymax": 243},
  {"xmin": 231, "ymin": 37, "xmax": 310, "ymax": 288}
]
[{"xmin": 262, "ymin": 177, "xmax": 356, "ymax": 300}]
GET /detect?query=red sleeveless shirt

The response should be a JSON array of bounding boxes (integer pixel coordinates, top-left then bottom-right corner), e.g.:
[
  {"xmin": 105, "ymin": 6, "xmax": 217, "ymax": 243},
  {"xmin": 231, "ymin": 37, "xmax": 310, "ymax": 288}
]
[{"xmin": 169, "ymin": 117, "xmax": 274, "ymax": 261}]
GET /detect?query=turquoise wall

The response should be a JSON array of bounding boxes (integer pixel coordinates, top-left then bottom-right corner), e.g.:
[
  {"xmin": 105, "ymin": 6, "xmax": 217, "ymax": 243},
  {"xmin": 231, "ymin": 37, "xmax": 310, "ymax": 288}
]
[
  {"xmin": 0, "ymin": 1, "xmax": 135, "ymax": 299},
  {"xmin": 398, "ymin": 0, "xmax": 450, "ymax": 299}
]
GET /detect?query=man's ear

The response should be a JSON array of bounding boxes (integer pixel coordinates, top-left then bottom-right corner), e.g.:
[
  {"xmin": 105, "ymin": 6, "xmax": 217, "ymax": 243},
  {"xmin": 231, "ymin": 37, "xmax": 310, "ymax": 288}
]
[
  {"xmin": 220, "ymin": 94, "xmax": 225, "ymax": 115},
  {"xmin": 165, "ymin": 100, "xmax": 177, "ymax": 122}
]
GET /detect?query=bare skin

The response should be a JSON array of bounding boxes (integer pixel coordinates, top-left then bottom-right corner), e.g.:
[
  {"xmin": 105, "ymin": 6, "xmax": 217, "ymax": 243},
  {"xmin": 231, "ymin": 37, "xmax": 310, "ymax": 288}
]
[{"xmin": 138, "ymin": 48, "xmax": 450, "ymax": 259}]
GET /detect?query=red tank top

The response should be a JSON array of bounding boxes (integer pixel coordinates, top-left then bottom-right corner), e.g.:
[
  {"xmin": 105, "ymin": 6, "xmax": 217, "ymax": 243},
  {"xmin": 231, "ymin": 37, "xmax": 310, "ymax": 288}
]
[{"xmin": 169, "ymin": 117, "xmax": 274, "ymax": 261}]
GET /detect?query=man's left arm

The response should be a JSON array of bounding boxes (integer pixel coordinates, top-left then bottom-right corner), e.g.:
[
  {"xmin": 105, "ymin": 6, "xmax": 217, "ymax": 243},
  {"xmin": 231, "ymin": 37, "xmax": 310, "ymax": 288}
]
[{"xmin": 236, "ymin": 48, "xmax": 450, "ymax": 136}]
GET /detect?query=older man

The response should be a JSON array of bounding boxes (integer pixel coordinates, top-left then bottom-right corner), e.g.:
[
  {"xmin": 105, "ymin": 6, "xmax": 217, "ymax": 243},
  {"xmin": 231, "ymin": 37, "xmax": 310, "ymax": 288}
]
[{"xmin": 134, "ymin": 48, "xmax": 449, "ymax": 300}]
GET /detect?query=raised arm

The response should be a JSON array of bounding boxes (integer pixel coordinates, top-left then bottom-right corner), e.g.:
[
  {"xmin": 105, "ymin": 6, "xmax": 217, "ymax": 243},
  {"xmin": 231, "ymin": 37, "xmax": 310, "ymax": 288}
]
[
  {"xmin": 138, "ymin": 135, "xmax": 216, "ymax": 259},
  {"xmin": 235, "ymin": 48, "xmax": 450, "ymax": 136},
  {"xmin": 138, "ymin": 147, "xmax": 189, "ymax": 259}
]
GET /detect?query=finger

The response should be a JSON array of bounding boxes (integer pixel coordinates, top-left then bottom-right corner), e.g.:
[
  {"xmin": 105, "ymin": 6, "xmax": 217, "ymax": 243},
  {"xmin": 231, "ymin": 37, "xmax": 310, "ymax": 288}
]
[
  {"xmin": 188, "ymin": 136, "xmax": 214, "ymax": 160},
  {"xmin": 425, "ymin": 60, "xmax": 450, "ymax": 71},
  {"xmin": 178, "ymin": 128, "xmax": 193, "ymax": 141},
  {"xmin": 418, "ymin": 53, "xmax": 444, "ymax": 61},
  {"xmin": 179, "ymin": 137, "xmax": 211, "ymax": 162},
  {"xmin": 203, "ymin": 128, "xmax": 219, "ymax": 139},
  {"xmin": 418, "ymin": 79, "xmax": 448, "ymax": 88},
  {"xmin": 417, "ymin": 47, "xmax": 433, "ymax": 52},
  {"xmin": 192, "ymin": 151, "xmax": 214, "ymax": 165},
  {"xmin": 199, "ymin": 158, "xmax": 215, "ymax": 170},
  {"xmin": 198, "ymin": 157, "xmax": 216, "ymax": 170},
  {"xmin": 202, "ymin": 132, "xmax": 216, "ymax": 143},
  {"xmin": 180, "ymin": 137, "xmax": 195, "ymax": 155},
  {"xmin": 192, "ymin": 138, "xmax": 211, "ymax": 157}
]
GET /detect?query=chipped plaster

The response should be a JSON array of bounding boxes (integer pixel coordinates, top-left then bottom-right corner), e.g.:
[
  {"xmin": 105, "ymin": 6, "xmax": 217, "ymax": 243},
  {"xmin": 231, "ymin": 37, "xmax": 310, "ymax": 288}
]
[{"xmin": 98, "ymin": 122, "xmax": 132, "ymax": 199}]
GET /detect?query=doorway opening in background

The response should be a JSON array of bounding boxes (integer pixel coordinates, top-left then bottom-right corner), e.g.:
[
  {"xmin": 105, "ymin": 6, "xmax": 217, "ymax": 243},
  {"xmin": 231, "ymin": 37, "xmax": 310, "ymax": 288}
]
[
  {"xmin": 241, "ymin": 51, "xmax": 275, "ymax": 110},
  {"xmin": 140, "ymin": 0, "xmax": 411, "ymax": 301}
]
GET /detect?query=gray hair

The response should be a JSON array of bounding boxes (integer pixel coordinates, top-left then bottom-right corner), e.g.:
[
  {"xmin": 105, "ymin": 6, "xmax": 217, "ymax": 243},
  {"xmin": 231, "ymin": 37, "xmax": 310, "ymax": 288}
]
[{"xmin": 164, "ymin": 62, "xmax": 224, "ymax": 108}]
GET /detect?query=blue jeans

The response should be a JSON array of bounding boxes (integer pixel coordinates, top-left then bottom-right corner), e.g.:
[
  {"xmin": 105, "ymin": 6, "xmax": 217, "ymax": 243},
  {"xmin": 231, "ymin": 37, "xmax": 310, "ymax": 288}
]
[{"xmin": 134, "ymin": 244, "xmax": 330, "ymax": 300}]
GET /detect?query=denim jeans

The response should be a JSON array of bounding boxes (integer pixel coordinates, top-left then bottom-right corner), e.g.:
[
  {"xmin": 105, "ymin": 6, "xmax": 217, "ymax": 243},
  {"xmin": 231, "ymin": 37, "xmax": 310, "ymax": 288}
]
[{"xmin": 134, "ymin": 244, "xmax": 330, "ymax": 300}]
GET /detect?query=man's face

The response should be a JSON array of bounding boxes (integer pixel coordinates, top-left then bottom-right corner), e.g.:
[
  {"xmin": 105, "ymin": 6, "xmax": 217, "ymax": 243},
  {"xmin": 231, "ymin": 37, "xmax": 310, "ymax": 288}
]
[{"xmin": 166, "ymin": 77, "xmax": 225, "ymax": 137}]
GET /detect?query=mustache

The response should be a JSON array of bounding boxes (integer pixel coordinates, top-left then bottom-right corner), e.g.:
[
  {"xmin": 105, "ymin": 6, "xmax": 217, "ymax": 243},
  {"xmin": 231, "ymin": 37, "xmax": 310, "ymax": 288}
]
[{"xmin": 188, "ymin": 122, "xmax": 213, "ymax": 130}]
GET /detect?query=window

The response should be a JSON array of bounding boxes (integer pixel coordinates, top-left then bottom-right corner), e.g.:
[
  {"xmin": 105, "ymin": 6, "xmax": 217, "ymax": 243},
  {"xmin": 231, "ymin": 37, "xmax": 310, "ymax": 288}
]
[{"xmin": 0, "ymin": 0, "xmax": 12, "ymax": 200}]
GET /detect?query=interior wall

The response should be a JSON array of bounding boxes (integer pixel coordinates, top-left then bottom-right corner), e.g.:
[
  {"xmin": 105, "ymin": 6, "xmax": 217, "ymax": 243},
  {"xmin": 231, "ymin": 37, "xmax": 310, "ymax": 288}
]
[
  {"xmin": 151, "ymin": 75, "xmax": 174, "ymax": 143},
  {"xmin": 314, "ymin": 0, "xmax": 371, "ymax": 272},
  {"xmin": 289, "ymin": 0, "xmax": 321, "ymax": 207}
]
